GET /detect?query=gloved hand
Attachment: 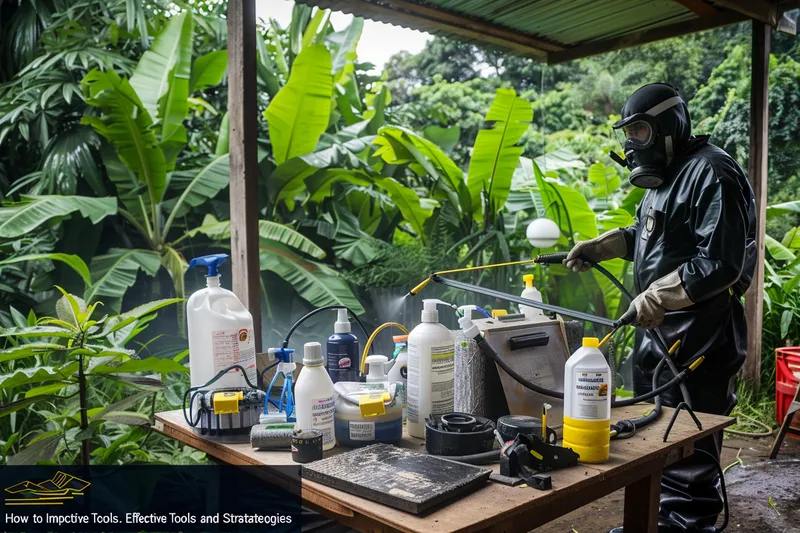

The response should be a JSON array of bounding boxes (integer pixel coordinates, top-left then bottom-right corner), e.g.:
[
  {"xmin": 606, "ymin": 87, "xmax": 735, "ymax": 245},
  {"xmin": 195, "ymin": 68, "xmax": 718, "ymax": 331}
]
[
  {"xmin": 564, "ymin": 228, "xmax": 628, "ymax": 272},
  {"xmin": 627, "ymin": 270, "xmax": 694, "ymax": 329}
]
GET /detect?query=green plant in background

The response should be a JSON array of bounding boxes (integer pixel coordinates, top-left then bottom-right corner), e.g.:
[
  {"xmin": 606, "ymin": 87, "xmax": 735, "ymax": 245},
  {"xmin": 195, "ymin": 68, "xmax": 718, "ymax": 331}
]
[{"xmin": 0, "ymin": 292, "xmax": 185, "ymax": 465}]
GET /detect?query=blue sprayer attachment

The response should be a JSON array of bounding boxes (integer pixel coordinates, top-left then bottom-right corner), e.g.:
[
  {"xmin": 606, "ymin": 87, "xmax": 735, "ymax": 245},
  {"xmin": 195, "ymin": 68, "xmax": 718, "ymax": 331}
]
[
  {"xmin": 188, "ymin": 253, "xmax": 229, "ymax": 276},
  {"xmin": 262, "ymin": 347, "xmax": 296, "ymax": 423}
]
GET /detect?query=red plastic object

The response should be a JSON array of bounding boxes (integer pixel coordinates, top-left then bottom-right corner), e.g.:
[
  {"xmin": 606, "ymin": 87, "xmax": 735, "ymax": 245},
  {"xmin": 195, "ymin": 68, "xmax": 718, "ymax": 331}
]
[{"xmin": 776, "ymin": 347, "xmax": 800, "ymax": 439}]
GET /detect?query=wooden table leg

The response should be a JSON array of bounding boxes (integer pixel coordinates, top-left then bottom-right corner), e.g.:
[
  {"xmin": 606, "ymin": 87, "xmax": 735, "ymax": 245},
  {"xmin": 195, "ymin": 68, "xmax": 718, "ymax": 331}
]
[{"xmin": 623, "ymin": 469, "xmax": 662, "ymax": 533}]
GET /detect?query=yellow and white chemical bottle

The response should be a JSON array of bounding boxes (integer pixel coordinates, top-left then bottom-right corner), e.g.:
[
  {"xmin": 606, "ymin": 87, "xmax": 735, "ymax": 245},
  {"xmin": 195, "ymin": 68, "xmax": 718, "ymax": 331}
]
[
  {"xmin": 562, "ymin": 337, "xmax": 611, "ymax": 463},
  {"xmin": 520, "ymin": 274, "xmax": 544, "ymax": 319}
]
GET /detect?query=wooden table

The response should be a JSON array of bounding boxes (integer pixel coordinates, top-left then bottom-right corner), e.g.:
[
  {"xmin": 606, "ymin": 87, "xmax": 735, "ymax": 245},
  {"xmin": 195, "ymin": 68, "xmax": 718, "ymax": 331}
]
[{"xmin": 154, "ymin": 407, "xmax": 733, "ymax": 533}]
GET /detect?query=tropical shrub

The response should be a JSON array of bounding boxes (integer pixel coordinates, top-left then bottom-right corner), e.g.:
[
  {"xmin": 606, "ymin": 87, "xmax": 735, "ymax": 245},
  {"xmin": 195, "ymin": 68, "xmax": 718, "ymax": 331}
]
[{"xmin": 0, "ymin": 292, "xmax": 187, "ymax": 465}]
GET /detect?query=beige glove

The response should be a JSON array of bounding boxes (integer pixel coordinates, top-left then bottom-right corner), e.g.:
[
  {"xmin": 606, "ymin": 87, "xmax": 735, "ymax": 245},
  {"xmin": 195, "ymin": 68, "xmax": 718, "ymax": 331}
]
[
  {"xmin": 564, "ymin": 229, "xmax": 628, "ymax": 272},
  {"xmin": 628, "ymin": 270, "xmax": 694, "ymax": 329}
]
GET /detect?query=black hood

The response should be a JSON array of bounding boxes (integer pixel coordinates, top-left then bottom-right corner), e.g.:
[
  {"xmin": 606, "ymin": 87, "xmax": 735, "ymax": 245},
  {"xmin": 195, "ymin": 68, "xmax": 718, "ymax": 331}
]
[{"xmin": 620, "ymin": 83, "xmax": 692, "ymax": 155}]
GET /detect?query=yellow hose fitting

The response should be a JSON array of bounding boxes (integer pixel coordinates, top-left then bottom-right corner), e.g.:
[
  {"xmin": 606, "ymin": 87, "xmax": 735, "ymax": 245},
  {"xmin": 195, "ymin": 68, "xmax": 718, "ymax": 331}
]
[
  {"xmin": 668, "ymin": 340, "xmax": 682, "ymax": 355},
  {"xmin": 408, "ymin": 277, "xmax": 432, "ymax": 296},
  {"xmin": 360, "ymin": 322, "xmax": 409, "ymax": 375},
  {"xmin": 689, "ymin": 356, "xmax": 705, "ymax": 371},
  {"xmin": 598, "ymin": 331, "xmax": 614, "ymax": 349}
]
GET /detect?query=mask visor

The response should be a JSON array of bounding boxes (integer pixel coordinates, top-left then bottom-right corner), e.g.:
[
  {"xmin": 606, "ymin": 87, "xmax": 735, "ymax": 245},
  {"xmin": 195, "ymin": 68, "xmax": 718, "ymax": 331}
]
[{"xmin": 614, "ymin": 119, "xmax": 654, "ymax": 151}]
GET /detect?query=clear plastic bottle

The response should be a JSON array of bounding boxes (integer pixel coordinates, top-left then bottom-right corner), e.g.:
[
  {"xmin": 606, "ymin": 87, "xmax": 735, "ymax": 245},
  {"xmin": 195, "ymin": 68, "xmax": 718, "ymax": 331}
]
[
  {"xmin": 295, "ymin": 342, "xmax": 336, "ymax": 450},
  {"xmin": 407, "ymin": 299, "xmax": 455, "ymax": 439},
  {"xmin": 563, "ymin": 337, "xmax": 611, "ymax": 463},
  {"xmin": 186, "ymin": 254, "xmax": 256, "ymax": 390},
  {"xmin": 387, "ymin": 335, "xmax": 408, "ymax": 423}
]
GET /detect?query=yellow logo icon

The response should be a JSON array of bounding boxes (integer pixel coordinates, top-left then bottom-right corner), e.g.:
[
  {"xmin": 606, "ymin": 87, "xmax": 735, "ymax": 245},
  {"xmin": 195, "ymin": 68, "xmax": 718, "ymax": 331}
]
[{"xmin": 5, "ymin": 472, "xmax": 90, "ymax": 506}]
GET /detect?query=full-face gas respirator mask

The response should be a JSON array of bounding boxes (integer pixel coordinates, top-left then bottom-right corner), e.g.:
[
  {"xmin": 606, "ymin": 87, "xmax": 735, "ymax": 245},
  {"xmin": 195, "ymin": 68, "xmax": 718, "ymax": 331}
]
[{"xmin": 610, "ymin": 95, "xmax": 686, "ymax": 189}]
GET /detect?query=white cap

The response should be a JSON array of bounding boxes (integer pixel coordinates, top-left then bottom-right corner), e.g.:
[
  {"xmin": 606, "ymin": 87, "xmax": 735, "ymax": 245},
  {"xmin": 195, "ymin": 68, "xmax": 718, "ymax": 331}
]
[
  {"xmin": 365, "ymin": 355, "xmax": 389, "ymax": 382},
  {"xmin": 334, "ymin": 308, "xmax": 351, "ymax": 334},
  {"xmin": 303, "ymin": 342, "xmax": 324, "ymax": 366}
]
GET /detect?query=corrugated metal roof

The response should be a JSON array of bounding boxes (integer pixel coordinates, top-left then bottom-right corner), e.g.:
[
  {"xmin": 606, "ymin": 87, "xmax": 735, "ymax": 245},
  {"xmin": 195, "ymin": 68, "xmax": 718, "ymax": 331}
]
[{"xmin": 299, "ymin": 0, "xmax": 798, "ymax": 62}]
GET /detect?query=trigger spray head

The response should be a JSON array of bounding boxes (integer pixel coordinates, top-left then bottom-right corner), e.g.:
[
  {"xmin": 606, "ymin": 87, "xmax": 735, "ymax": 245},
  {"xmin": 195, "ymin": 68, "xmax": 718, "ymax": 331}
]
[{"xmin": 189, "ymin": 253, "xmax": 229, "ymax": 277}]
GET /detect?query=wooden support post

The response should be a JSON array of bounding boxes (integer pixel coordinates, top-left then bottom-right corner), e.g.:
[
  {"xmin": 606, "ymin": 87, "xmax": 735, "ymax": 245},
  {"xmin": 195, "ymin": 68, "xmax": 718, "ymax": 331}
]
[
  {"xmin": 623, "ymin": 470, "xmax": 662, "ymax": 533},
  {"xmin": 743, "ymin": 21, "xmax": 771, "ymax": 392},
  {"xmin": 227, "ymin": 0, "xmax": 262, "ymax": 349}
]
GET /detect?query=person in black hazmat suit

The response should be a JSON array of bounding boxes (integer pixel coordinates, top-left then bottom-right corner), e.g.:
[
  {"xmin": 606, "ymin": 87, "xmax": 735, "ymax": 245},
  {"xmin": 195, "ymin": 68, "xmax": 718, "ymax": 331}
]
[{"xmin": 565, "ymin": 83, "xmax": 756, "ymax": 533}]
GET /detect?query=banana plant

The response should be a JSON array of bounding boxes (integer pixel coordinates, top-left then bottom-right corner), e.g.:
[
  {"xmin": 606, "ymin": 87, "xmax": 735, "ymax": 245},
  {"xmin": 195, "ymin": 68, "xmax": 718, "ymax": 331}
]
[
  {"xmin": 73, "ymin": 11, "xmax": 230, "ymax": 319},
  {"xmin": 0, "ymin": 291, "xmax": 184, "ymax": 465}
]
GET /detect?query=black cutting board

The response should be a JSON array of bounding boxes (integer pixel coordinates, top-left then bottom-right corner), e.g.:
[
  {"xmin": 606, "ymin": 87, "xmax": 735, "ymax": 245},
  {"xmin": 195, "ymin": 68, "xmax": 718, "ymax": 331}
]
[{"xmin": 301, "ymin": 444, "xmax": 491, "ymax": 514}]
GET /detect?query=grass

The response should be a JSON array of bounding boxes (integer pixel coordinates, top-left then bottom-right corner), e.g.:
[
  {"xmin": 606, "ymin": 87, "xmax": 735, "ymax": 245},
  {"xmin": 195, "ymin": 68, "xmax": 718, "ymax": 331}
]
[{"xmin": 725, "ymin": 380, "xmax": 777, "ymax": 437}]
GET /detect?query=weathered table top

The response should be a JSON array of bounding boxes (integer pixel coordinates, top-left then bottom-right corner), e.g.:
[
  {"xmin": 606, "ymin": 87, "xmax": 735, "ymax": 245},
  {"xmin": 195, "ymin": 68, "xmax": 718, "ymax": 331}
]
[{"xmin": 154, "ymin": 406, "xmax": 733, "ymax": 533}]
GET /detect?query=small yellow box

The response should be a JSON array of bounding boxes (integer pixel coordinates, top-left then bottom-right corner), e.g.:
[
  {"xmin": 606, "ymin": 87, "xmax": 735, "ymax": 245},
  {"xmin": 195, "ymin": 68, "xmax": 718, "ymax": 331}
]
[
  {"xmin": 358, "ymin": 392, "xmax": 391, "ymax": 417},
  {"xmin": 213, "ymin": 391, "xmax": 243, "ymax": 415}
]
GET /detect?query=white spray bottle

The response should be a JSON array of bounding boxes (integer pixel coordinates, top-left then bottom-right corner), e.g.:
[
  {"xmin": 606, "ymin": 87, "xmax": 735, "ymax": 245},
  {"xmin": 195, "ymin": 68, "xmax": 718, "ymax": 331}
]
[
  {"xmin": 521, "ymin": 274, "xmax": 544, "ymax": 318},
  {"xmin": 407, "ymin": 299, "xmax": 456, "ymax": 439},
  {"xmin": 186, "ymin": 254, "xmax": 257, "ymax": 390}
]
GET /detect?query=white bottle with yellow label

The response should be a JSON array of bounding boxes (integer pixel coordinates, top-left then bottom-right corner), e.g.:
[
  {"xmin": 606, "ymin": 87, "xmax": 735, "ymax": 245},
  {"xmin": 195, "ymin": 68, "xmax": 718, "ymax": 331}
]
[{"xmin": 562, "ymin": 337, "xmax": 611, "ymax": 463}]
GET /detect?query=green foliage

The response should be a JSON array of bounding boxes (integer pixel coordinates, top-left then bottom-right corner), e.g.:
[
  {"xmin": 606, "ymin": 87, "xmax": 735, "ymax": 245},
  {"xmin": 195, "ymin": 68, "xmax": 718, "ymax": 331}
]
[{"xmin": 0, "ymin": 292, "xmax": 185, "ymax": 465}]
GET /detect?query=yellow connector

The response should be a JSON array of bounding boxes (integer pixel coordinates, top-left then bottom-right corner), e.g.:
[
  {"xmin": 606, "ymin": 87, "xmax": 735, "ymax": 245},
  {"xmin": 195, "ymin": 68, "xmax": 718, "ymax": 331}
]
[
  {"xmin": 689, "ymin": 356, "xmax": 705, "ymax": 371},
  {"xmin": 212, "ymin": 391, "xmax": 243, "ymax": 415},
  {"xmin": 408, "ymin": 277, "xmax": 432, "ymax": 296},
  {"xmin": 668, "ymin": 340, "xmax": 682, "ymax": 355}
]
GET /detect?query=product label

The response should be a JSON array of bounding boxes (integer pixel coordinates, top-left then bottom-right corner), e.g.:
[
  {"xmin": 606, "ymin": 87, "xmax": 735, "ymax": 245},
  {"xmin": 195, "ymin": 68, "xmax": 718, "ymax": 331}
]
[
  {"xmin": 349, "ymin": 421, "xmax": 375, "ymax": 441},
  {"xmin": 430, "ymin": 344, "xmax": 455, "ymax": 415},
  {"xmin": 573, "ymin": 370, "xmax": 610, "ymax": 420},
  {"xmin": 327, "ymin": 341, "xmax": 358, "ymax": 383},
  {"xmin": 211, "ymin": 328, "xmax": 257, "ymax": 384},
  {"xmin": 407, "ymin": 343, "xmax": 420, "ymax": 424},
  {"xmin": 311, "ymin": 396, "xmax": 335, "ymax": 446}
]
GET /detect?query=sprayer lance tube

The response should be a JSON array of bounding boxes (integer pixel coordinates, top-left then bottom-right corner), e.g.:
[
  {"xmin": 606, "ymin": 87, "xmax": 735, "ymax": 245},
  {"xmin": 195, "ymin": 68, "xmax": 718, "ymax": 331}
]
[{"xmin": 431, "ymin": 274, "xmax": 619, "ymax": 328}]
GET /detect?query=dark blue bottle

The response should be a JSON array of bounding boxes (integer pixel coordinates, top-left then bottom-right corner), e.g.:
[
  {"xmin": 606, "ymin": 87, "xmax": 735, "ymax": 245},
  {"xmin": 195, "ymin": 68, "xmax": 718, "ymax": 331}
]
[{"xmin": 327, "ymin": 309, "xmax": 359, "ymax": 383}]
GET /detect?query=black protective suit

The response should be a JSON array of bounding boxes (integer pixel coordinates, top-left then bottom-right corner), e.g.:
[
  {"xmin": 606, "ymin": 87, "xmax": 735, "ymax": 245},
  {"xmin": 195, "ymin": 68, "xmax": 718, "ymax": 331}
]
[{"xmin": 618, "ymin": 85, "xmax": 757, "ymax": 532}]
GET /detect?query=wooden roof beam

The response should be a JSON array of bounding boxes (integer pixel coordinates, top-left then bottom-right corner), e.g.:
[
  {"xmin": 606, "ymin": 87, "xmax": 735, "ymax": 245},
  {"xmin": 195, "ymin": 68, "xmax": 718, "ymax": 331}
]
[
  {"xmin": 298, "ymin": 0, "xmax": 564, "ymax": 59},
  {"xmin": 547, "ymin": 9, "xmax": 748, "ymax": 64},
  {"xmin": 713, "ymin": 0, "xmax": 800, "ymax": 30},
  {"xmin": 672, "ymin": 0, "xmax": 718, "ymax": 17}
]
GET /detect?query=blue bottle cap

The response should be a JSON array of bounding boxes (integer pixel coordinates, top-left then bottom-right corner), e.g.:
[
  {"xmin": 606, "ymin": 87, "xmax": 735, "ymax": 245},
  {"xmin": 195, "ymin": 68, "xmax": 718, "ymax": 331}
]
[{"xmin": 188, "ymin": 254, "xmax": 229, "ymax": 277}]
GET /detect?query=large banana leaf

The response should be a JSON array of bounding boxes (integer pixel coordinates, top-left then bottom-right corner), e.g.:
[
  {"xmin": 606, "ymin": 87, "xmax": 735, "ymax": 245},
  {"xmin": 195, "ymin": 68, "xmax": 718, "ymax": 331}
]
[
  {"xmin": 190, "ymin": 50, "xmax": 227, "ymax": 93},
  {"xmin": 85, "ymin": 248, "xmax": 161, "ymax": 304},
  {"xmin": 82, "ymin": 70, "xmax": 167, "ymax": 215},
  {"xmin": 129, "ymin": 11, "xmax": 193, "ymax": 121},
  {"xmin": 467, "ymin": 88, "xmax": 532, "ymax": 221},
  {"xmin": 260, "ymin": 242, "xmax": 363, "ymax": 313},
  {"xmin": 374, "ymin": 177, "xmax": 435, "ymax": 238},
  {"xmin": 161, "ymin": 245, "xmax": 188, "ymax": 331},
  {"xmin": 767, "ymin": 200, "xmax": 800, "ymax": 220},
  {"xmin": 329, "ymin": 17, "xmax": 363, "ymax": 79},
  {"xmin": 0, "ymin": 195, "xmax": 116, "ymax": 238},
  {"xmin": 161, "ymin": 155, "xmax": 230, "ymax": 235},
  {"xmin": 265, "ymin": 44, "xmax": 333, "ymax": 165},
  {"xmin": 374, "ymin": 125, "xmax": 466, "ymax": 214},
  {"xmin": 157, "ymin": 12, "xmax": 194, "ymax": 153},
  {"xmin": 0, "ymin": 253, "xmax": 91, "ymax": 287},
  {"xmin": 306, "ymin": 169, "xmax": 372, "ymax": 203},
  {"xmin": 188, "ymin": 214, "xmax": 325, "ymax": 259},
  {"xmin": 270, "ymin": 136, "xmax": 375, "ymax": 207}
]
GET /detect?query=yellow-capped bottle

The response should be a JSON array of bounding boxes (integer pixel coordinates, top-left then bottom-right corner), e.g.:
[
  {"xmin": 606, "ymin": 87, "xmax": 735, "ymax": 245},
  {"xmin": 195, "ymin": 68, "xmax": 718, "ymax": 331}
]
[{"xmin": 562, "ymin": 337, "xmax": 611, "ymax": 463}]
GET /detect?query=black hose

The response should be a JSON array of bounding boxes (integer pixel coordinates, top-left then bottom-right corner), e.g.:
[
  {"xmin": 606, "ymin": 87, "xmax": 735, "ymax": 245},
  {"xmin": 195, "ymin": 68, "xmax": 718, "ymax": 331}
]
[
  {"xmin": 535, "ymin": 252, "xmax": 634, "ymax": 302},
  {"xmin": 182, "ymin": 363, "xmax": 261, "ymax": 427},
  {"xmin": 281, "ymin": 305, "xmax": 371, "ymax": 351},
  {"xmin": 612, "ymin": 357, "xmax": 665, "ymax": 439},
  {"xmin": 438, "ymin": 449, "xmax": 500, "ymax": 465},
  {"xmin": 694, "ymin": 448, "xmax": 729, "ymax": 533}
]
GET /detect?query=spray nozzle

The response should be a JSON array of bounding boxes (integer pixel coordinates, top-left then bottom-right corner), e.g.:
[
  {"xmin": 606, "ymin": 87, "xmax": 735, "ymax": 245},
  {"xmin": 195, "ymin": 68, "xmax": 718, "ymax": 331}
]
[
  {"xmin": 189, "ymin": 253, "xmax": 229, "ymax": 277},
  {"xmin": 458, "ymin": 315, "xmax": 480, "ymax": 340},
  {"xmin": 421, "ymin": 299, "xmax": 457, "ymax": 323},
  {"xmin": 457, "ymin": 305, "xmax": 491, "ymax": 319},
  {"xmin": 334, "ymin": 308, "xmax": 351, "ymax": 334}
]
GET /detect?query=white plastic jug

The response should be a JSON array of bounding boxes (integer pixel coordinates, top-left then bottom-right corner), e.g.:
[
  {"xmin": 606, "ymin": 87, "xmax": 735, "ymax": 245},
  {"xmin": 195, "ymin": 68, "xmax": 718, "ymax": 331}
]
[{"xmin": 186, "ymin": 254, "xmax": 257, "ymax": 390}]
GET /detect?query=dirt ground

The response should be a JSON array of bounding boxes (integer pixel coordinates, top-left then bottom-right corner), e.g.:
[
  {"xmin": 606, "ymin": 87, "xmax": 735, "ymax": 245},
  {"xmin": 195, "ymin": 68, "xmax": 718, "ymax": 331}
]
[{"xmin": 536, "ymin": 433, "xmax": 800, "ymax": 533}]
